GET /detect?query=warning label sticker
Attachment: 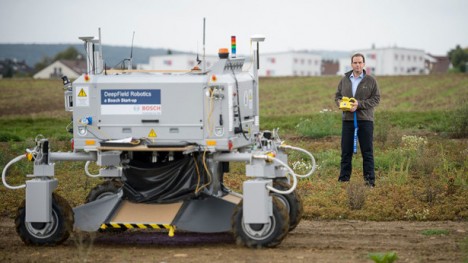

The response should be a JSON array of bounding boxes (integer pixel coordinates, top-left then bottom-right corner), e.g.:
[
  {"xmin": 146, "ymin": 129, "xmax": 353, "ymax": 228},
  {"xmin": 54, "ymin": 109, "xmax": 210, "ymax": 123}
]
[
  {"xmin": 101, "ymin": 89, "xmax": 162, "ymax": 115},
  {"xmin": 76, "ymin": 86, "xmax": 89, "ymax": 107},
  {"xmin": 148, "ymin": 129, "xmax": 157, "ymax": 138},
  {"xmin": 78, "ymin": 88, "xmax": 87, "ymax": 97}
]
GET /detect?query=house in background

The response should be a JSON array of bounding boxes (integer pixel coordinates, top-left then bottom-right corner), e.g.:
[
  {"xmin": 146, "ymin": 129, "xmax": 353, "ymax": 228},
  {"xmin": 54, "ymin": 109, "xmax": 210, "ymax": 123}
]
[
  {"xmin": 258, "ymin": 52, "xmax": 322, "ymax": 77},
  {"xmin": 321, "ymin": 60, "xmax": 340, "ymax": 75},
  {"xmin": 33, "ymin": 60, "xmax": 86, "ymax": 79},
  {"xmin": 426, "ymin": 54, "xmax": 451, "ymax": 74},
  {"xmin": 339, "ymin": 47, "xmax": 426, "ymax": 76}
]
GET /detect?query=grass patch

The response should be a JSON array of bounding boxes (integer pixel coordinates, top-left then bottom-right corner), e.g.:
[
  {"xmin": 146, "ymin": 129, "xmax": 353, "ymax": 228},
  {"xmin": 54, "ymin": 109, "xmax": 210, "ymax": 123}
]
[
  {"xmin": 376, "ymin": 111, "xmax": 447, "ymax": 132},
  {"xmin": 421, "ymin": 229, "xmax": 450, "ymax": 236},
  {"xmin": 295, "ymin": 110, "xmax": 458, "ymax": 140},
  {"xmin": 260, "ymin": 115, "xmax": 305, "ymax": 134},
  {"xmin": 296, "ymin": 111, "xmax": 341, "ymax": 138},
  {"xmin": 0, "ymin": 117, "xmax": 71, "ymax": 142},
  {"xmin": 0, "ymin": 132, "xmax": 22, "ymax": 142}
]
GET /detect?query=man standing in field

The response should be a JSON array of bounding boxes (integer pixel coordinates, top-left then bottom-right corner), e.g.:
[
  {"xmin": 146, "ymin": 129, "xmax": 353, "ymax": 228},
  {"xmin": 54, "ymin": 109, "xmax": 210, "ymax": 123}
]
[{"xmin": 335, "ymin": 53, "xmax": 380, "ymax": 187}]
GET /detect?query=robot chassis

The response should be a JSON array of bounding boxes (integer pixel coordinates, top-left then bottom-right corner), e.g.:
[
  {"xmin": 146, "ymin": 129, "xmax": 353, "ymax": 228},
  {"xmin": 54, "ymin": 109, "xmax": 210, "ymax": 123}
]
[{"xmin": 2, "ymin": 32, "xmax": 316, "ymax": 248}]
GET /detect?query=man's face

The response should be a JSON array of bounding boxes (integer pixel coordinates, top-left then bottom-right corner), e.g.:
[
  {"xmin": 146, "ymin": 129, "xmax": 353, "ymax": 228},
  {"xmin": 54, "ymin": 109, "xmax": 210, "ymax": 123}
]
[{"xmin": 351, "ymin": 56, "xmax": 365, "ymax": 75}]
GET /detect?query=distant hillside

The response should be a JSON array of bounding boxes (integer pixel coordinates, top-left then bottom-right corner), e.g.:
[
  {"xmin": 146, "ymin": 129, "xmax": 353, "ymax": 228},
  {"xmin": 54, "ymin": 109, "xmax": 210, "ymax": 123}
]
[{"xmin": 0, "ymin": 44, "xmax": 189, "ymax": 68}]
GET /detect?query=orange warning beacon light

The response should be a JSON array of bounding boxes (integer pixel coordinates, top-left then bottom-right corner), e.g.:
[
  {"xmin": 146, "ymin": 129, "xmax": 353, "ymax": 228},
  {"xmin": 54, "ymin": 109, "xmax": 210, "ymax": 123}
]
[
  {"xmin": 218, "ymin": 48, "xmax": 229, "ymax": 59},
  {"xmin": 84, "ymin": 74, "xmax": 90, "ymax": 82}
]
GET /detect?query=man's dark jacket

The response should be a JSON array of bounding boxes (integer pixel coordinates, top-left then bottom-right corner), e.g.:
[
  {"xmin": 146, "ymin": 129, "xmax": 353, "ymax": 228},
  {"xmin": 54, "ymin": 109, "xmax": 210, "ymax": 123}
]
[{"xmin": 334, "ymin": 69, "xmax": 380, "ymax": 121}]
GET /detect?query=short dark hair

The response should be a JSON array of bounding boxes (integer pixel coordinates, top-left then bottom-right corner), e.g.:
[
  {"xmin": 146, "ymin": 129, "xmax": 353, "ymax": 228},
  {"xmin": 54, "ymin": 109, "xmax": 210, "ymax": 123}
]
[{"xmin": 351, "ymin": 53, "xmax": 365, "ymax": 63}]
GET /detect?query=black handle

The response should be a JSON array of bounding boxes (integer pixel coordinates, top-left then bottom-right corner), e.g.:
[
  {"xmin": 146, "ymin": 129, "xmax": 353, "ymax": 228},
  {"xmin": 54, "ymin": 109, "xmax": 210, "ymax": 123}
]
[{"xmin": 142, "ymin": 119, "xmax": 159, "ymax": 123}]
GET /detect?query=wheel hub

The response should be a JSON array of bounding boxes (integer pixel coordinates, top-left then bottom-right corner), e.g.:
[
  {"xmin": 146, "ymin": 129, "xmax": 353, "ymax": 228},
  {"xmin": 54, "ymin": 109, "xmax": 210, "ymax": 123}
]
[
  {"xmin": 241, "ymin": 217, "xmax": 276, "ymax": 240},
  {"xmin": 25, "ymin": 211, "xmax": 59, "ymax": 239}
]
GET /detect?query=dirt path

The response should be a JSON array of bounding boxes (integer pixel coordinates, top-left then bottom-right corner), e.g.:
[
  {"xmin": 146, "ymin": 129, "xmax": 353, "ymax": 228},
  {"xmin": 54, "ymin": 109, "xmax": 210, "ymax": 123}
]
[{"xmin": 0, "ymin": 217, "xmax": 466, "ymax": 263}]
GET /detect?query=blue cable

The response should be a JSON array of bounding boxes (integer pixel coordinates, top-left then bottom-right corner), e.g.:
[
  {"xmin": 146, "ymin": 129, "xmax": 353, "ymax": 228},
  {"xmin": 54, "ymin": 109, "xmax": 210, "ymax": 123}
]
[{"xmin": 353, "ymin": 111, "xmax": 358, "ymax": 154}]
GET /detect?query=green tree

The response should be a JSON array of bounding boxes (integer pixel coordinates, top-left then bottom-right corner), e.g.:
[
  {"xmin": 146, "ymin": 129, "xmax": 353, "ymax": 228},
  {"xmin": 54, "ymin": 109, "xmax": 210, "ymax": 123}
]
[
  {"xmin": 54, "ymin": 46, "xmax": 81, "ymax": 60},
  {"xmin": 448, "ymin": 45, "xmax": 468, "ymax": 73},
  {"xmin": 34, "ymin": 57, "xmax": 53, "ymax": 72},
  {"xmin": 2, "ymin": 63, "xmax": 14, "ymax": 78},
  {"xmin": 34, "ymin": 46, "xmax": 83, "ymax": 72}
]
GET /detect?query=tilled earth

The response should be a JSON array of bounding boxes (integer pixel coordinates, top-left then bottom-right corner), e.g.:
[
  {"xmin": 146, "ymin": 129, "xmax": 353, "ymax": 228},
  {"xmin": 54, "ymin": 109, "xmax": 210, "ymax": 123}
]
[{"xmin": 0, "ymin": 217, "xmax": 466, "ymax": 263}]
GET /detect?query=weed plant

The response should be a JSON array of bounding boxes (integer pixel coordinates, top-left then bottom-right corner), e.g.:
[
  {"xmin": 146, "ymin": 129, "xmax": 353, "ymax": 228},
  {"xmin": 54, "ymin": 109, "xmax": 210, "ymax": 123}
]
[
  {"xmin": 346, "ymin": 182, "xmax": 366, "ymax": 210},
  {"xmin": 368, "ymin": 252, "xmax": 398, "ymax": 263}
]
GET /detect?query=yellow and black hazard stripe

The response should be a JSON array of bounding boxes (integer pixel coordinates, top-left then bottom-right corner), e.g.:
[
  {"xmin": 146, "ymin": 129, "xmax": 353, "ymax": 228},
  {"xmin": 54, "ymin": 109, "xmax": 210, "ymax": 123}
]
[{"xmin": 100, "ymin": 223, "xmax": 176, "ymax": 236}]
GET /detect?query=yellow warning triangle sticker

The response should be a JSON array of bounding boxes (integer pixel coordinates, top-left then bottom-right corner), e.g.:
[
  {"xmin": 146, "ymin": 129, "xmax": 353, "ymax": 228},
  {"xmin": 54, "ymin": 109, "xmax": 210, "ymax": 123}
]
[
  {"xmin": 78, "ymin": 88, "xmax": 87, "ymax": 97},
  {"xmin": 148, "ymin": 129, "xmax": 157, "ymax": 138}
]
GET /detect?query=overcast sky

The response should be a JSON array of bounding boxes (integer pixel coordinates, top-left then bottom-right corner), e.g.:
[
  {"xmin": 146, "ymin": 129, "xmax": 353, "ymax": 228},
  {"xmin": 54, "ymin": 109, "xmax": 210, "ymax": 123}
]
[{"xmin": 1, "ymin": 0, "xmax": 467, "ymax": 56}]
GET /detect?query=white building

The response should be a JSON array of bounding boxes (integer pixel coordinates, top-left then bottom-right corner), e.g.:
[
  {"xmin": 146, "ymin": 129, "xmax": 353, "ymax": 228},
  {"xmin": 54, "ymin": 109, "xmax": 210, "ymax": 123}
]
[
  {"xmin": 33, "ymin": 60, "xmax": 86, "ymax": 79},
  {"xmin": 258, "ymin": 52, "xmax": 322, "ymax": 77},
  {"xmin": 138, "ymin": 52, "xmax": 322, "ymax": 77},
  {"xmin": 338, "ymin": 47, "xmax": 426, "ymax": 76},
  {"xmin": 138, "ymin": 54, "xmax": 219, "ymax": 71}
]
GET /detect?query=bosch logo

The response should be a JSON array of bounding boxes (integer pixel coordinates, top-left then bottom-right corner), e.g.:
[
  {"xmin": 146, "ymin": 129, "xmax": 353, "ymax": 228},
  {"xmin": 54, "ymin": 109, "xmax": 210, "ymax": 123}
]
[{"xmin": 142, "ymin": 105, "xmax": 161, "ymax": 111}]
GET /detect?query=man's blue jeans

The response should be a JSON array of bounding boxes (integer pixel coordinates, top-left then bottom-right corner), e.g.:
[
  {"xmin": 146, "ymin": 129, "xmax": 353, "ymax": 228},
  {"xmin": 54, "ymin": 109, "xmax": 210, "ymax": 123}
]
[{"xmin": 339, "ymin": 120, "xmax": 375, "ymax": 186}]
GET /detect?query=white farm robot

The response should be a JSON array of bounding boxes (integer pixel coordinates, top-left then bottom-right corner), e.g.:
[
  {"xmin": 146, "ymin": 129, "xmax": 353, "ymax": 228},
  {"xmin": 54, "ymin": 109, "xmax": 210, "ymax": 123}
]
[{"xmin": 2, "ymin": 29, "xmax": 316, "ymax": 248}]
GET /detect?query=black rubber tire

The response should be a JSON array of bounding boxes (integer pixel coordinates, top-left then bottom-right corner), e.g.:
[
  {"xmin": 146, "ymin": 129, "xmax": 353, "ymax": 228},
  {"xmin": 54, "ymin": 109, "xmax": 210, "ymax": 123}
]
[
  {"xmin": 272, "ymin": 181, "xmax": 304, "ymax": 231},
  {"xmin": 85, "ymin": 180, "xmax": 122, "ymax": 203},
  {"xmin": 15, "ymin": 193, "xmax": 74, "ymax": 246},
  {"xmin": 232, "ymin": 196, "xmax": 290, "ymax": 248}
]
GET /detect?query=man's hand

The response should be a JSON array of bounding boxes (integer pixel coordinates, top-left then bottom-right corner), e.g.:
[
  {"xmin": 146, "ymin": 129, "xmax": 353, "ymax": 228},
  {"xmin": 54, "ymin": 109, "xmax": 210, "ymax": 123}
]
[{"xmin": 350, "ymin": 100, "xmax": 358, "ymax": 112}]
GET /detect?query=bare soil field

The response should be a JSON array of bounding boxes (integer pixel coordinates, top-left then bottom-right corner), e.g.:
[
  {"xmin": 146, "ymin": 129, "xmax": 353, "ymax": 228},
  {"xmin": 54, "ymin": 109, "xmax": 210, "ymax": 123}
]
[{"xmin": 0, "ymin": 217, "xmax": 466, "ymax": 263}]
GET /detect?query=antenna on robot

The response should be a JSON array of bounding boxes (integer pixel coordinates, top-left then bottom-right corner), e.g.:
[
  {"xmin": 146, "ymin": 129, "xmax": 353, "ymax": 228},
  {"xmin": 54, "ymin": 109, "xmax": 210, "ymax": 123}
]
[
  {"xmin": 128, "ymin": 31, "xmax": 135, "ymax": 70},
  {"xmin": 202, "ymin": 17, "xmax": 206, "ymax": 72}
]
